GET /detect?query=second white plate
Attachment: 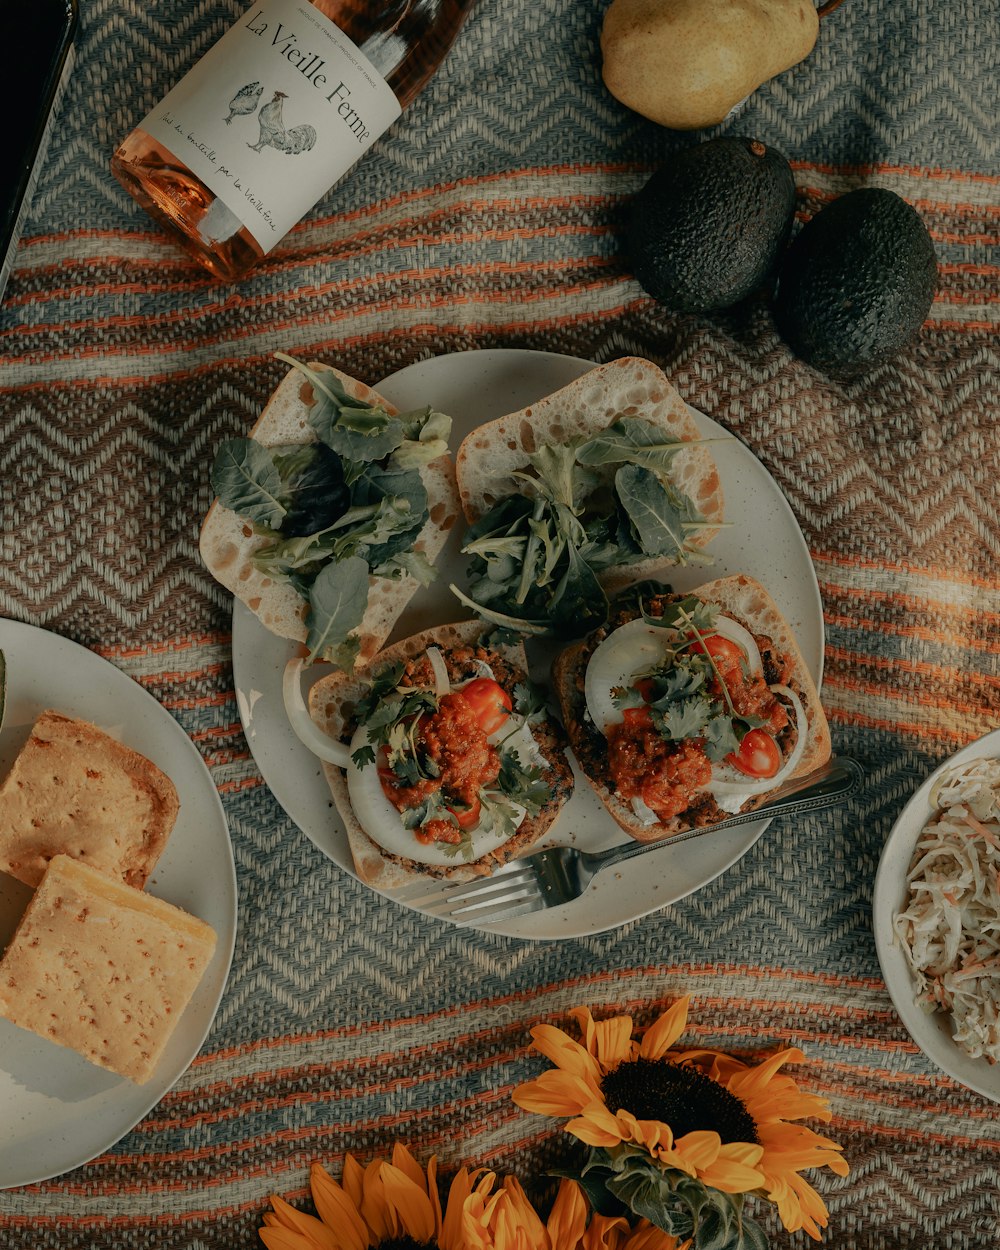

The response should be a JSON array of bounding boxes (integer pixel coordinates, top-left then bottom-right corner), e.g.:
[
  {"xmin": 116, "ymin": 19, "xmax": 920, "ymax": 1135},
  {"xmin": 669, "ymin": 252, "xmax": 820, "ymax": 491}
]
[
  {"xmin": 873, "ymin": 727, "xmax": 1000, "ymax": 1102},
  {"xmin": 0, "ymin": 620, "xmax": 237, "ymax": 1188},
  {"xmin": 232, "ymin": 348, "xmax": 824, "ymax": 939}
]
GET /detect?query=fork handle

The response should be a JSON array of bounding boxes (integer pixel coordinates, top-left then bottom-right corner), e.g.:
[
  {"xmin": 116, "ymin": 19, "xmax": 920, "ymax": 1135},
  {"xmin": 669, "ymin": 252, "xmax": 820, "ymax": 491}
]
[{"xmin": 583, "ymin": 756, "xmax": 864, "ymax": 872}]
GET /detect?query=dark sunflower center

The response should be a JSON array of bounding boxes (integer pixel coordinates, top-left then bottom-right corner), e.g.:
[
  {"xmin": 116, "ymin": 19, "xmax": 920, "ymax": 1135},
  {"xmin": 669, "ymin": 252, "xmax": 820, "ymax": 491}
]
[
  {"xmin": 379, "ymin": 1239, "xmax": 436, "ymax": 1250},
  {"xmin": 601, "ymin": 1057, "xmax": 759, "ymax": 1145}
]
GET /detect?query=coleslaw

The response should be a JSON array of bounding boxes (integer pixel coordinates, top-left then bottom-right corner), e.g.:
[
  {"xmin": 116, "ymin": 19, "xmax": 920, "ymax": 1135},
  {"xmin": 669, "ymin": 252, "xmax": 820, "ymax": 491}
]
[{"xmin": 892, "ymin": 755, "xmax": 1000, "ymax": 1064}]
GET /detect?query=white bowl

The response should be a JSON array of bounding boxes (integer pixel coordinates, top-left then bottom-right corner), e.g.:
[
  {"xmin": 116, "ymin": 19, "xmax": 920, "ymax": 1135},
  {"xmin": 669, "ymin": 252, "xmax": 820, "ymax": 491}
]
[{"xmin": 873, "ymin": 727, "xmax": 1000, "ymax": 1102}]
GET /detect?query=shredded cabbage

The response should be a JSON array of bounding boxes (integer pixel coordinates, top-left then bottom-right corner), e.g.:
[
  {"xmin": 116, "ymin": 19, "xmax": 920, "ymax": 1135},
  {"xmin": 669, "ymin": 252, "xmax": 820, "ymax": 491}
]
[{"xmin": 892, "ymin": 756, "xmax": 1000, "ymax": 1064}]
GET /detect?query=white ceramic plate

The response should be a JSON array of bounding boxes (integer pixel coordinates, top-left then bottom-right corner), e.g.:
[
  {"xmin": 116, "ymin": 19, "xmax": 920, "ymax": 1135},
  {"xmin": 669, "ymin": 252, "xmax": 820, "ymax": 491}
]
[
  {"xmin": 232, "ymin": 348, "xmax": 824, "ymax": 939},
  {"xmin": 0, "ymin": 619, "xmax": 237, "ymax": 1188},
  {"xmin": 873, "ymin": 727, "xmax": 1000, "ymax": 1102}
]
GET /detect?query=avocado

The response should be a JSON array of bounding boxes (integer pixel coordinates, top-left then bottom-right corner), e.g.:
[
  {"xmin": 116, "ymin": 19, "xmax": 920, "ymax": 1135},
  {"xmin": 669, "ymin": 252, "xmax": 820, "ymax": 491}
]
[
  {"xmin": 773, "ymin": 187, "xmax": 938, "ymax": 374},
  {"xmin": 625, "ymin": 136, "xmax": 796, "ymax": 313}
]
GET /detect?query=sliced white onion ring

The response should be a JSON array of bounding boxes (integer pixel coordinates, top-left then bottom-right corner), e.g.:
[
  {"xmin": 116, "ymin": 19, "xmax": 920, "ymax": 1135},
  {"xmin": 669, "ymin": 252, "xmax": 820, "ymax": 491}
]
[
  {"xmin": 585, "ymin": 613, "xmax": 763, "ymax": 735},
  {"xmin": 630, "ymin": 794, "xmax": 660, "ymax": 826},
  {"xmin": 282, "ymin": 657, "xmax": 353, "ymax": 769},
  {"xmin": 707, "ymin": 684, "xmax": 808, "ymax": 808},
  {"xmin": 426, "ymin": 646, "xmax": 450, "ymax": 697}
]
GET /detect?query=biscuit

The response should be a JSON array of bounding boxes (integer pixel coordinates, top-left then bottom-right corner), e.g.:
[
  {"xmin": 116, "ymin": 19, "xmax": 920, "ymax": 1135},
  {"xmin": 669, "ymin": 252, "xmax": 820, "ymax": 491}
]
[
  {"xmin": 0, "ymin": 855, "xmax": 217, "ymax": 1083},
  {"xmin": 0, "ymin": 710, "xmax": 179, "ymax": 888}
]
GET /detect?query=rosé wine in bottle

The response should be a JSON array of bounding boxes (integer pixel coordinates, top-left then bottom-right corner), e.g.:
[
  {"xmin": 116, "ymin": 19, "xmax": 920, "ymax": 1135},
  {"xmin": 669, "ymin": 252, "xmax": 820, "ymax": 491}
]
[{"xmin": 111, "ymin": 0, "xmax": 475, "ymax": 281}]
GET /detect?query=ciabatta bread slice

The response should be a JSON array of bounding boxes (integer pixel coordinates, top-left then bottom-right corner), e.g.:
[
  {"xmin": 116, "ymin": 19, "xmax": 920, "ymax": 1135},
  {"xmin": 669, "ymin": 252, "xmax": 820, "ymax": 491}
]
[
  {"xmin": 199, "ymin": 361, "xmax": 460, "ymax": 667},
  {"xmin": 553, "ymin": 574, "xmax": 832, "ymax": 843},
  {"xmin": 307, "ymin": 620, "xmax": 574, "ymax": 889},
  {"xmin": 455, "ymin": 356, "xmax": 724, "ymax": 580}
]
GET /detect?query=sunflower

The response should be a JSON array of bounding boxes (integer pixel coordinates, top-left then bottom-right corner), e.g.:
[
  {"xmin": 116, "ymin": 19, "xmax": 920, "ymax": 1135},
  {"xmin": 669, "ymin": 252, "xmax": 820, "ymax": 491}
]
[
  {"xmin": 260, "ymin": 1144, "xmax": 479, "ymax": 1250},
  {"xmin": 260, "ymin": 1150, "xmax": 681, "ymax": 1250},
  {"xmin": 511, "ymin": 997, "xmax": 848, "ymax": 1241}
]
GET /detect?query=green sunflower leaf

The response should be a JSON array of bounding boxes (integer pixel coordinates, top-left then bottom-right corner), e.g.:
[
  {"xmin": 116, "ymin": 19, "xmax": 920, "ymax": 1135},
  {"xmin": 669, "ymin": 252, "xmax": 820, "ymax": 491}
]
[{"xmin": 572, "ymin": 1147, "xmax": 770, "ymax": 1250}]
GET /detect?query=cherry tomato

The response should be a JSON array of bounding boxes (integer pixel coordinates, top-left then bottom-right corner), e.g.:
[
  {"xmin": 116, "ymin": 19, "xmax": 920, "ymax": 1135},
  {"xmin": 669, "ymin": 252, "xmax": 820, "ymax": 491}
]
[
  {"xmin": 459, "ymin": 677, "xmax": 512, "ymax": 735},
  {"xmin": 448, "ymin": 797, "xmax": 482, "ymax": 830},
  {"xmin": 622, "ymin": 705, "xmax": 654, "ymax": 730},
  {"xmin": 727, "ymin": 729, "xmax": 782, "ymax": 778},
  {"xmin": 691, "ymin": 633, "xmax": 745, "ymax": 665},
  {"xmin": 634, "ymin": 677, "xmax": 657, "ymax": 703}
]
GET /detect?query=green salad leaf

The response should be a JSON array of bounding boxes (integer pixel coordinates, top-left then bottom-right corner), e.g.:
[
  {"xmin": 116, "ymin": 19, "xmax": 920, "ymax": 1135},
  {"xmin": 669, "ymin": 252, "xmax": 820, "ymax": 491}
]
[
  {"xmin": 454, "ymin": 419, "xmax": 722, "ymax": 639},
  {"xmin": 209, "ymin": 353, "xmax": 454, "ymax": 669},
  {"xmin": 211, "ymin": 438, "xmax": 286, "ymax": 528}
]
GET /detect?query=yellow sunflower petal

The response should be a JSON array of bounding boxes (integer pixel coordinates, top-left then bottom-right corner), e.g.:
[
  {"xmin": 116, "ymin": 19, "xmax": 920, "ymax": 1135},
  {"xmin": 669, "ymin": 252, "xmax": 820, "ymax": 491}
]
[
  {"xmin": 308, "ymin": 1164, "xmax": 369, "ymax": 1250},
  {"xmin": 586, "ymin": 1011, "xmax": 638, "ymax": 1070},
  {"xmin": 389, "ymin": 1143, "xmax": 427, "ymax": 1191},
  {"xmin": 513, "ymin": 1068, "xmax": 602, "ymax": 1116},
  {"xmin": 567, "ymin": 1110, "xmax": 628, "ymax": 1148},
  {"xmin": 379, "ymin": 1162, "xmax": 438, "ymax": 1244},
  {"xmin": 530, "ymin": 1023, "xmax": 605, "ymax": 1082},
  {"xmin": 638, "ymin": 998, "xmax": 690, "ymax": 1061},
  {"xmin": 546, "ymin": 1178, "xmax": 588, "ymax": 1248},
  {"xmin": 340, "ymin": 1154, "xmax": 365, "ymax": 1213},
  {"xmin": 265, "ymin": 1195, "xmax": 341, "ymax": 1249},
  {"xmin": 359, "ymin": 1161, "xmax": 395, "ymax": 1242},
  {"xmin": 693, "ymin": 1146, "xmax": 766, "ymax": 1195},
  {"xmin": 441, "ymin": 1167, "xmax": 480, "ymax": 1250},
  {"xmin": 260, "ymin": 1227, "xmax": 313, "ymax": 1250},
  {"xmin": 624, "ymin": 1219, "xmax": 685, "ymax": 1250},
  {"xmin": 581, "ymin": 1210, "xmax": 631, "ymax": 1250}
]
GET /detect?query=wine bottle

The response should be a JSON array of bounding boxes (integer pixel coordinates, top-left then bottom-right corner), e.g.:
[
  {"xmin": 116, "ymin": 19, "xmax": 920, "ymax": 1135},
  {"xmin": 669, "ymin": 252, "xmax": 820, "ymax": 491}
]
[{"xmin": 110, "ymin": 1, "xmax": 475, "ymax": 281}]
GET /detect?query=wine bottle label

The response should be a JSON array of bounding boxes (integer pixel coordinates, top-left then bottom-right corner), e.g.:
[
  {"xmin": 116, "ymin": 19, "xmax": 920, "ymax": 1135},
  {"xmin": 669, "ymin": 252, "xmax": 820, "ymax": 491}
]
[{"xmin": 138, "ymin": 0, "xmax": 402, "ymax": 252}]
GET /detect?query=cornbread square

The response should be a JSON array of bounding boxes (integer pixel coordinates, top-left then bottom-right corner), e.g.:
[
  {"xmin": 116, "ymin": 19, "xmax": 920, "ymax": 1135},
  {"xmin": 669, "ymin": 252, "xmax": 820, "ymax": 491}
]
[
  {"xmin": 0, "ymin": 855, "xmax": 217, "ymax": 1083},
  {"xmin": 0, "ymin": 710, "xmax": 180, "ymax": 888}
]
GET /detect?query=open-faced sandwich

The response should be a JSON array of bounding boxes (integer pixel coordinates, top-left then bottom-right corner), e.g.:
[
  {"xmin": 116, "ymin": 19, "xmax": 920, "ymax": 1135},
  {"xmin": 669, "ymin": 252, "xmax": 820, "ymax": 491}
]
[
  {"xmin": 553, "ymin": 574, "xmax": 831, "ymax": 842},
  {"xmin": 285, "ymin": 620, "xmax": 574, "ymax": 888},
  {"xmin": 450, "ymin": 357, "xmax": 726, "ymax": 639},
  {"xmin": 200, "ymin": 354, "xmax": 460, "ymax": 669}
]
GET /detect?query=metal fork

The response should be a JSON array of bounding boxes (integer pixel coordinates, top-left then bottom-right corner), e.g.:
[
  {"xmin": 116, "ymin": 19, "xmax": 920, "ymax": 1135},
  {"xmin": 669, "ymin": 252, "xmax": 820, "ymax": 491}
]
[{"xmin": 388, "ymin": 756, "xmax": 864, "ymax": 927}]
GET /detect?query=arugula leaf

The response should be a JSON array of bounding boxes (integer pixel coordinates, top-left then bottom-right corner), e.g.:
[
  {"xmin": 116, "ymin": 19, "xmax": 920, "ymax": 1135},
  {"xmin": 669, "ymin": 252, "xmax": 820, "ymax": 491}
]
[
  {"xmin": 304, "ymin": 555, "xmax": 370, "ymax": 665},
  {"xmin": 371, "ymin": 549, "xmax": 438, "ymax": 586},
  {"xmin": 615, "ymin": 464, "xmax": 694, "ymax": 561},
  {"xmin": 576, "ymin": 417, "xmax": 691, "ymax": 474},
  {"xmin": 211, "ymin": 438, "xmax": 287, "ymax": 528}
]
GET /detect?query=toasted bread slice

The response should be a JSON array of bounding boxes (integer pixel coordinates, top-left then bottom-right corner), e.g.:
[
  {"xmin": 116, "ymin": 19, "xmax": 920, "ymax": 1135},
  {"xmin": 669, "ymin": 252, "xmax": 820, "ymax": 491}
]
[
  {"xmin": 308, "ymin": 620, "xmax": 574, "ymax": 889},
  {"xmin": 199, "ymin": 360, "xmax": 460, "ymax": 667},
  {"xmin": 553, "ymin": 574, "xmax": 832, "ymax": 842},
  {"xmin": 0, "ymin": 855, "xmax": 216, "ymax": 1083},
  {"xmin": 455, "ymin": 356, "xmax": 724, "ymax": 580},
  {"xmin": 0, "ymin": 711, "xmax": 180, "ymax": 888}
]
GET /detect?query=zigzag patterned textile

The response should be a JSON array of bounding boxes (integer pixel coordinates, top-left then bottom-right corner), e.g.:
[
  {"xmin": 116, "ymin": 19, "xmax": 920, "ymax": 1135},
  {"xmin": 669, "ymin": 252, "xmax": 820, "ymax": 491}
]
[{"xmin": 0, "ymin": 0, "xmax": 998, "ymax": 1246}]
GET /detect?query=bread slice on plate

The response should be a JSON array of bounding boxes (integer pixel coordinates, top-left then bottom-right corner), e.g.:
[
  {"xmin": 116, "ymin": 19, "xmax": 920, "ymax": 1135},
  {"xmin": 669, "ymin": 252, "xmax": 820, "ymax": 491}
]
[
  {"xmin": 306, "ymin": 620, "xmax": 574, "ymax": 889},
  {"xmin": 0, "ymin": 710, "xmax": 180, "ymax": 889},
  {"xmin": 199, "ymin": 358, "xmax": 461, "ymax": 668},
  {"xmin": 456, "ymin": 355, "xmax": 724, "ymax": 575},
  {"xmin": 553, "ymin": 573, "xmax": 832, "ymax": 843},
  {"xmin": 0, "ymin": 855, "xmax": 217, "ymax": 1083}
]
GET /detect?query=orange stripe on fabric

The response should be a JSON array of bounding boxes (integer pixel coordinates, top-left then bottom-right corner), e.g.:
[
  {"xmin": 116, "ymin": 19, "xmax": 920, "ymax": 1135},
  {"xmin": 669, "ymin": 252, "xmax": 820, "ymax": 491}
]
[
  {"xmin": 825, "ymin": 706, "xmax": 976, "ymax": 743},
  {"xmin": 814, "ymin": 553, "xmax": 1000, "ymax": 592},
  {"xmin": 825, "ymin": 647, "xmax": 1000, "ymax": 697}
]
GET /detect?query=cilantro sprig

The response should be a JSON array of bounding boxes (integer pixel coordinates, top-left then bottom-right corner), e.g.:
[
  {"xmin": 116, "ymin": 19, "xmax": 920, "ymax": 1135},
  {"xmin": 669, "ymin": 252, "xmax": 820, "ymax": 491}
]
[{"xmin": 624, "ymin": 598, "xmax": 768, "ymax": 760}]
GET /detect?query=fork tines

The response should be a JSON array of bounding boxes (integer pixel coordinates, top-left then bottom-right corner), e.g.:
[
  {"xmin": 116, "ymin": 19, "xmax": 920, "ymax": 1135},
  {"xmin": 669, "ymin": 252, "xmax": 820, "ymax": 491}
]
[{"xmin": 388, "ymin": 864, "xmax": 544, "ymax": 925}]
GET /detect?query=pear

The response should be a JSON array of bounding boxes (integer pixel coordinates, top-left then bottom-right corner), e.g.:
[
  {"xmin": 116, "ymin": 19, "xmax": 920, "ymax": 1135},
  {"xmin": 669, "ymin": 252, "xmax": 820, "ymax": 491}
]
[{"xmin": 601, "ymin": 0, "xmax": 820, "ymax": 131}]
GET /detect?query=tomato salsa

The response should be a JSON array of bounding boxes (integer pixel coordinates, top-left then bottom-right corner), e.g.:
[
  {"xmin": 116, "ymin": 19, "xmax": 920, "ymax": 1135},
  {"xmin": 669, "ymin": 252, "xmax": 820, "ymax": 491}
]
[
  {"xmin": 379, "ymin": 690, "xmax": 503, "ymax": 845},
  {"xmin": 606, "ymin": 630, "xmax": 791, "ymax": 820}
]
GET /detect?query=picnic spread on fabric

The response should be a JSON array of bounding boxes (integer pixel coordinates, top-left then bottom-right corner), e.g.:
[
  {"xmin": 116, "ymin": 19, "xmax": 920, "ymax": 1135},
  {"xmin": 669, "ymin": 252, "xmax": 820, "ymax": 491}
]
[{"xmin": 0, "ymin": 1, "xmax": 997, "ymax": 1247}]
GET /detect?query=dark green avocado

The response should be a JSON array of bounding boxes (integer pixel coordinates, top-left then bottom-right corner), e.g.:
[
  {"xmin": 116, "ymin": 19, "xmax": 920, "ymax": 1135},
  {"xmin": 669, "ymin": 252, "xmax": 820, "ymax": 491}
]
[
  {"xmin": 773, "ymin": 187, "xmax": 938, "ymax": 374},
  {"xmin": 625, "ymin": 136, "xmax": 796, "ymax": 313}
]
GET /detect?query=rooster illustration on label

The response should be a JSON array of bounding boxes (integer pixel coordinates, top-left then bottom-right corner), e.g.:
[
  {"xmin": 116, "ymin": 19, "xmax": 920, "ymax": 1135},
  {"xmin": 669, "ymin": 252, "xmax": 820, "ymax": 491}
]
[
  {"xmin": 224, "ymin": 81, "xmax": 263, "ymax": 124},
  {"xmin": 223, "ymin": 84, "xmax": 318, "ymax": 155}
]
